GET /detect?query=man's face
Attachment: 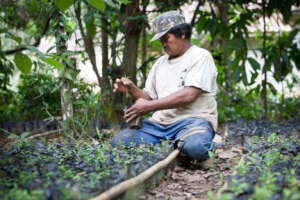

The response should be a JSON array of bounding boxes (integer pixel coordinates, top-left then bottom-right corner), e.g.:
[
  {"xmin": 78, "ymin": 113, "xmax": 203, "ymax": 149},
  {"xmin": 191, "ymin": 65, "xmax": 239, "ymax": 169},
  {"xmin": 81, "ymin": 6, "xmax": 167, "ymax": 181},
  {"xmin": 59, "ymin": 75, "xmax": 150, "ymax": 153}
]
[{"xmin": 160, "ymin": 33, "xmax": 185, "ymax": 57}]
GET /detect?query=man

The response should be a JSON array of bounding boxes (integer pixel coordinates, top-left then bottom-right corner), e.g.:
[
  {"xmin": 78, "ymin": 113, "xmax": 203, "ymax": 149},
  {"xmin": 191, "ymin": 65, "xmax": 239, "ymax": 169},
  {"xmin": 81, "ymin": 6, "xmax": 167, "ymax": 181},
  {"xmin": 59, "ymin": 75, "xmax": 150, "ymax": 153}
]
[{"xmin": 110, "ymin": 11, "xmax": 218, "ymax": 161}]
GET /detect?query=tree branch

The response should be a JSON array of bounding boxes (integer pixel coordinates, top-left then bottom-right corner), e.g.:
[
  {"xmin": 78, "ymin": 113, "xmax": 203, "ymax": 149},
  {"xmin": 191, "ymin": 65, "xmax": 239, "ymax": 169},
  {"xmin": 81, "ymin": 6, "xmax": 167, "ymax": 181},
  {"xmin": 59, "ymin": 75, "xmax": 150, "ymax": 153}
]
[
  {"xmin": 190, "ymin": 0, "xmax": 203, "ymax": 28},
  {"xmin": 75, "ymin": 1, "xmax": 101, "ymax": 86},
  {"xmin": 209, "ymin": 1, "xmax": 217, "ymax": 19},
  {"xmin": 2, "ymin": 16, "xmax": 52, "ymax": 55}
]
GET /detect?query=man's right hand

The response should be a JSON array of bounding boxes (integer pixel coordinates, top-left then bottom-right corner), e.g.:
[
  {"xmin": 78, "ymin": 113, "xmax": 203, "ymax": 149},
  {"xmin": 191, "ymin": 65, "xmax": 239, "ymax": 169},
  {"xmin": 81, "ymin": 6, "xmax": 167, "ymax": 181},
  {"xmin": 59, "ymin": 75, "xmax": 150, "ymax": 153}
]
[{"xmin": 113, "ymin": 77, "xmax": 134, "ymax": 93}]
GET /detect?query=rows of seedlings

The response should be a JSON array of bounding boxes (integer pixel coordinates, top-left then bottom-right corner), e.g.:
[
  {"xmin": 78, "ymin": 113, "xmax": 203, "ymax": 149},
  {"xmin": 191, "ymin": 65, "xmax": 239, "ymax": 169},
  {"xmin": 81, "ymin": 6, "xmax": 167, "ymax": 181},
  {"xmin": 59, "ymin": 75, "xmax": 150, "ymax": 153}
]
[
  {"xmin": 0, "ymin": 138, "xmax": 172, "ymax": 200},
  {"xmin": 210, "ymin": 119, "xmax": 300, "ymax": 200}
]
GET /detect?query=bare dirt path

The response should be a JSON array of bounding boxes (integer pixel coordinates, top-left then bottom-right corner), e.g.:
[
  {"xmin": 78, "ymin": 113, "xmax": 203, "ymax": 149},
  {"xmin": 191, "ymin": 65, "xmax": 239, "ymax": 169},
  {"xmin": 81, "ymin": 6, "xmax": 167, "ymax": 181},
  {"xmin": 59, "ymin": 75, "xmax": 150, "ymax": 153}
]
[{"xmin": 140, "ymin": 124, "xmax": 243, "ymax": 200}]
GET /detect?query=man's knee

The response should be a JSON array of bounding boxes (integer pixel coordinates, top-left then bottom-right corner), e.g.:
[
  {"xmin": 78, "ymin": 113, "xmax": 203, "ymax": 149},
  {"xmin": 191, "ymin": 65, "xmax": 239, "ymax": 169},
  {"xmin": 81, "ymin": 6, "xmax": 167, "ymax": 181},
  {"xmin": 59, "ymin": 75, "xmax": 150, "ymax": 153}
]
[
  {"xmin": 110, "ymin": 129, "xmax": 137, "ymax": 147},
  {"xmin": 178, "ymin": 134, "xmax": 215, "ymax": 161},
  {"xmin": 110, "ymin": 128, "xmax": 160, "ymax": 147}
]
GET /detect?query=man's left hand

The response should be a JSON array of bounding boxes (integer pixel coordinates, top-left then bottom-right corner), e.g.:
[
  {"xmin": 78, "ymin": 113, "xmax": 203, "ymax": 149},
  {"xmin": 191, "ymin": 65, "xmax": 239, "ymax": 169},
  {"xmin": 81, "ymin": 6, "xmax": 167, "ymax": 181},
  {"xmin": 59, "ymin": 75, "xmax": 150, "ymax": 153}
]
[{"xmin": 124, "ymin": 98, "xmax": 151, "ymax": 123}]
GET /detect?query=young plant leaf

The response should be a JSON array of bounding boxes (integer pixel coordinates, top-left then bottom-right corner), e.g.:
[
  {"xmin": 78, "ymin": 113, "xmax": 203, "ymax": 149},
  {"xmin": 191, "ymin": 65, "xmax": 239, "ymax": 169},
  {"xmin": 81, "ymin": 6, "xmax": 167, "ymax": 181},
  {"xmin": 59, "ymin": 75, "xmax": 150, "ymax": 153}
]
[
  {"xmin": 232, "ymin": 66, "xmax": 242, "ymax": 83},
  {"xmin": 89, "ymin": 0, "xmax": 106, "ymax": 11},
  {"xmin": 10, "ymin": 35, "xmax": 22, "ymax": 44},
  {"xmin": 54, "ymin": 0, "xmax": 74, "ymax": 12},
  {"xmin": 86, "ymin": 18, "xmax": 96, "ymax": 37},
  {"xmin": 14, "ymin": 53, "xmax": 32, "ymax": 74},
  {"xmin": 21, "ymin": 132, "xmax": 30, "ymax": 139},
  {"xmin": 42, "ymin": 58, "xmax": 65, "ymax": 71},
  {"xmin": 248, "ymin": 57, "xmax": 260, "ymax": 70}
]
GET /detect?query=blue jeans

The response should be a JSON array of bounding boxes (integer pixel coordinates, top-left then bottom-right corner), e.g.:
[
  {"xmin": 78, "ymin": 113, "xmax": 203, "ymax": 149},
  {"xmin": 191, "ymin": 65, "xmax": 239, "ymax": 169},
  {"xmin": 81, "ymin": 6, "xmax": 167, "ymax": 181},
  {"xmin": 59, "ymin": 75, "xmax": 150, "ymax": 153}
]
[{"xmin": 110, "ymin": 117, "xmax": 215, "ymax": 161}]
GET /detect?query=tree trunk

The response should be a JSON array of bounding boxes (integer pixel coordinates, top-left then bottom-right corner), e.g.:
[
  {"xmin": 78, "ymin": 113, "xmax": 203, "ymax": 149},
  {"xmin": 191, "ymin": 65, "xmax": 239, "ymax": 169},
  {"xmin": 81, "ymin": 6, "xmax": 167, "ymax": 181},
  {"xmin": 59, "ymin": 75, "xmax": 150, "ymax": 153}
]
[
  {"xmin": 55, "ymin": 14, "xmax": 74, "ymax": 132},
  {"xmin": 111, "ymin": 0, "xmax": 144, "ymax": 123},
  {"xmin": 140, "ymin": 22, "xmax": 147, "ymax": 88},
  {"xmin": 100, "ymin": 16, "xmax": 112, "ymax": 103},
  {"xmin": 216, "ymin": 0, "xmax": 232, "ymax": 91},
  {"xmin": 262, "ymin": 0, "xmax": 268, "ymax": 119},
  {"xmin": 122, "ymin": 0, "xmax": 143, "ymax": 84},
  {"xmin": 75, "ymin": 2, "xmax": 101, "ymax": 86}
]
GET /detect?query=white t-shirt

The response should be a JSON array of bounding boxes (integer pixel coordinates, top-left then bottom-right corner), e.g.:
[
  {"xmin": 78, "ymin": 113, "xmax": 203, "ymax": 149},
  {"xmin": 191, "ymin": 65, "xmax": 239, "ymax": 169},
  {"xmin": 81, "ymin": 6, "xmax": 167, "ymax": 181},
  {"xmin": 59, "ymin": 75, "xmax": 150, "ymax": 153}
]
[{"xmin": 143, "ymin": 45, "xmax": 218, "ymax": 131}]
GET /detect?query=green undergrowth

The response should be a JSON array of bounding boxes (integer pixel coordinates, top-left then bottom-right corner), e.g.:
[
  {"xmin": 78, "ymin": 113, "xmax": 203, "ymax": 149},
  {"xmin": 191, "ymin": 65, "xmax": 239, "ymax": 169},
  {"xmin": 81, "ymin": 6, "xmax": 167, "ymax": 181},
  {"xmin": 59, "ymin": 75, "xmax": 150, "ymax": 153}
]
[
  {"xmin": 217, "ymin": 87, "xmax": 300, "ymax": 123},
  {"xmin": 208, "ymin": 133, "xmax": 300, "ymax": 200}
]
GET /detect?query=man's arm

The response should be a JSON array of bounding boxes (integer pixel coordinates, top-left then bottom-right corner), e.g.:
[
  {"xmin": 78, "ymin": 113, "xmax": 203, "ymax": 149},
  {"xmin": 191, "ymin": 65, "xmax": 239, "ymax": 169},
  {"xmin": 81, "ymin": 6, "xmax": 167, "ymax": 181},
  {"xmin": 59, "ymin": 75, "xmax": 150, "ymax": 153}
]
[{"xmin": 124, "ymin": 86, "xmax": 202, "ymax": 122}]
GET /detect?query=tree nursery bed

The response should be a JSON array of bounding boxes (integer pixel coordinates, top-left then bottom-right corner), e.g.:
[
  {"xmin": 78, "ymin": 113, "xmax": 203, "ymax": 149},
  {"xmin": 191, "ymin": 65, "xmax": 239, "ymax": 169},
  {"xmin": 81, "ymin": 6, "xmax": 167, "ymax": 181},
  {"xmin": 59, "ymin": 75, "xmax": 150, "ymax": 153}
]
[
  {"xmin": 214, "ymin": 119, "xmax": 300, "ymax": 200},
  {"xmin": 0, "ymin": 138, "xmax": 173, "ymax": 200},
  {"xmin": 1, "ymin": 119, "xmax": 300, "ymax": 200}
]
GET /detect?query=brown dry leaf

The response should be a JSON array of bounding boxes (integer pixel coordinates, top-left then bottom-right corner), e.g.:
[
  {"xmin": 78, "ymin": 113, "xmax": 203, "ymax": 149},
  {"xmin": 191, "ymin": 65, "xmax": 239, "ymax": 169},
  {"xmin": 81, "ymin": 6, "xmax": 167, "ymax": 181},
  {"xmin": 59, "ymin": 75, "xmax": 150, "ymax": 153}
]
[
  {"xmin": 184, "ymin": 192, "xmax": 193, "ymax": 199},
  {"xmin": 184, "ymin": 173, "xmax": 206, "ymax": 183},
  {"xmin": 213, "ymin": 134, "xmax": 223, "ymax": 144},
  {"xmin": 231, "ymin": 146, "xmax": 243, "ymax": 154},
  {"xmin": 174, "ymin": 166, "xmax": 185, "ymax": 172},
  {"xmin": 203, "ymin": 171, "xmax": 219, "ymax": 178},
  {"xmin": 218, "ymin": 150, "xmax": 238, "ymax": 159},
  {"xmin": 167, "ymin": 183, "xmax": 182, "ymax": 190},
  {"xmin": 154, "ymin": 192, "xmax": 169, "ymax": 200},
  {"xmin": 170, "ymin": 196, "xmax": 186, "ymax": 200},
  {"xmin": 216, "ymin": 148, "xmax": 224, "ymax": 154}
]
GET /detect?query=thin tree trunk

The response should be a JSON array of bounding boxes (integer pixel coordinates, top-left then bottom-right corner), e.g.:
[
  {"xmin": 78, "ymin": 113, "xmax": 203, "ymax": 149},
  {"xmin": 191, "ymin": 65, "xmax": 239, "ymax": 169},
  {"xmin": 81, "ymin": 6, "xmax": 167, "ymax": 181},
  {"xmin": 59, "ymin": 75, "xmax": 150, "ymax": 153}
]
[
  {"xmin": 262, "ymin": 0, "xmax": 268, "ymax": 119},
  {"xmin": 122, "ymin": 0, "xmax": 143, "ymax": 84},
  {"xmin": 75, "ymin": 2, "xmax": 101, "ymax": 86},
  {"xmin": 100, "ymin": 16, "xmax": 112, "ymax": 105},
  {"xmin": 190, "ymin": 0, "xmax": 203, "ymax": 29},
  {"xmin": 111, "ymin": 30, "xmax": 117, "ymax": 66},
  {"xmin": 216, "ymin": 0, "xmax": 231, "ymax": 91},
  {"xmin": 140, "ymin": 22, "xmax": 147, "ymax": 88},
  {"xmin": 55, "ymin": 14, "xmax": 74, "ymax": 132}
]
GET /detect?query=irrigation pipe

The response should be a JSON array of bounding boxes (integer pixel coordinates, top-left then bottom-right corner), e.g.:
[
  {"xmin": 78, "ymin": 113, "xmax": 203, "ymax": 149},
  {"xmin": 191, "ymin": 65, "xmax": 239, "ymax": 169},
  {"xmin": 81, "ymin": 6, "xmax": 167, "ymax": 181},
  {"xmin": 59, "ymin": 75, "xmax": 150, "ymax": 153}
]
[{"xmin": 91, "ymin": 148, "xmax": 180, "ymax": 200}]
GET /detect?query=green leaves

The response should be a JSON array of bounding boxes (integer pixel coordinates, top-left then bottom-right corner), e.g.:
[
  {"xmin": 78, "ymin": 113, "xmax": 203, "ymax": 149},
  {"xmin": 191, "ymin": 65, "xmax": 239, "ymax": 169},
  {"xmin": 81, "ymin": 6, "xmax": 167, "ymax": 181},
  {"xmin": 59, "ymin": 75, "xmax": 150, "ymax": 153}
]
[
  {"xmin": 54, "ymin": 0, "xmax": 74, "ymax": 12},
  {"xmin": 227, "ymin": 37, "xmax": 244, "ymax": 50},
  {"xmin": 41, "ymin": 57, "xmax": 65, "ymax": 71},
  {"xmin": 86, "ymin": 18, "xmax": 96, "ymax": 37},
  {"xmin": 14, "ymin": 53, "xmax": 32, "ymax": 74},
  {"xmin": 89, "ymin": 0, "xmax": 106, "ymax": 11},
  {"xmin": 248, "ymin": 57, "xmax": 260, "ymax": 71},
  {"xmin": 24, "ymin": 46, "xmax": 65, "ymax": 71}
]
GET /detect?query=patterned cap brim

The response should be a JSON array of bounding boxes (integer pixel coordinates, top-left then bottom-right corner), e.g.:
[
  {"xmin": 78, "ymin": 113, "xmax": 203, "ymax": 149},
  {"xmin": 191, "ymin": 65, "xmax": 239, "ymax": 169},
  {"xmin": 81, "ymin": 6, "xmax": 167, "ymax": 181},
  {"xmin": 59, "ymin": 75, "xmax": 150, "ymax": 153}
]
[{"xmin": 150, "ymin": 29, "xmax": 170, "ymax": 42}]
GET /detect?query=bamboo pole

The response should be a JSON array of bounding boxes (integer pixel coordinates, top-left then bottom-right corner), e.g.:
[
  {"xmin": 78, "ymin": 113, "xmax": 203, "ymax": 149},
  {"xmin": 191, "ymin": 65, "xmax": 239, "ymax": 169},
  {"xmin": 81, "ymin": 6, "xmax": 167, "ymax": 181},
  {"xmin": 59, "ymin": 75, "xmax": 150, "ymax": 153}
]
[{"xmin": 91, "ymin": 149, "xmax": 180, "ymax": 200}]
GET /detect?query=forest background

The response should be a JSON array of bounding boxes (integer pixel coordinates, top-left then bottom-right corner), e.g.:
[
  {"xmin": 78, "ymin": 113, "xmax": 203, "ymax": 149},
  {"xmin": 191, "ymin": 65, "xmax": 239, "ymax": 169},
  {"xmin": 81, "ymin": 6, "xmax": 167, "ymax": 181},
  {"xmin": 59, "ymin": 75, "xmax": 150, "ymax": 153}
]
[{"xmin": 1, "ymin": 0, "xmax": 300, "ymax": 136}]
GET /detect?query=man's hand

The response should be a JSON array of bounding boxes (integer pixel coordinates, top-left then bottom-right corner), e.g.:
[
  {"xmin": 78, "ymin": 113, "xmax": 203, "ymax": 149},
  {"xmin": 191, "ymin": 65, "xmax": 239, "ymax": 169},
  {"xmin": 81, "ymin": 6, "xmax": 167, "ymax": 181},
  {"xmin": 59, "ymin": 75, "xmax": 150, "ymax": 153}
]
[
  {"xmin": 124, "ymin": 98, "xmax": 151, "ymax": 123},
  {"xmin": 113, "ymin": 77, "xmax": 134, "ymax": 93}
]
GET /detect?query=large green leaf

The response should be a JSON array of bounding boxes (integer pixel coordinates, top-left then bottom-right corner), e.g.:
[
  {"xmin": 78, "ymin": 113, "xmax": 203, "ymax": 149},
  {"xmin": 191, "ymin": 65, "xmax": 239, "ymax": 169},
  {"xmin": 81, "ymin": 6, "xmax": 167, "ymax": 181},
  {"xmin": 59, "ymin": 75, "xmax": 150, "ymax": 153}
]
[
  {"xmin": 42, "ymin": 58, "xmax": 65, "ymax": 71},
  {"xmin": 54, "ymin": 0, "xmax": 74, "ymax": 12},
  {"xmin": 14, "ymin": 53, "xmax": 32, "ymax": 74},
  {"xmin": 248, "ymin": 57, "xmax": 260, "ymax": 71},
  {"xmin": 10, "ymin": 35, "xmax": 22, "ymax": 44},
  {"xmin": 89, "ymin": 0, "xmax": 106, "ymax": 11},
  {"xmin": 232, "ymin": 66, "xmax": 242, "ymax": 83},
  {"xmin": 86, "ymin": 18, "xmax": 96, "ymax": 37},
  {"xmin": 242, "ymin": 66, "xmax": 248, "ymax": 86},
  {"xmin": 227, "ymin": 38, "xmax": 243, "ymax": 50}
]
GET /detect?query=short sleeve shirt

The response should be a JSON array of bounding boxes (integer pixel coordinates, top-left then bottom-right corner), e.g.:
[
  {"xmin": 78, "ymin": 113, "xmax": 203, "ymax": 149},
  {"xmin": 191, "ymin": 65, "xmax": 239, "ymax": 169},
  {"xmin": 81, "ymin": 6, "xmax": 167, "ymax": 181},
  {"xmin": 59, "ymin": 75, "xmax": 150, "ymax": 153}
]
[{"xmin": 144, "ymin": 45, "xmax": 218, "ymax": 131}]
